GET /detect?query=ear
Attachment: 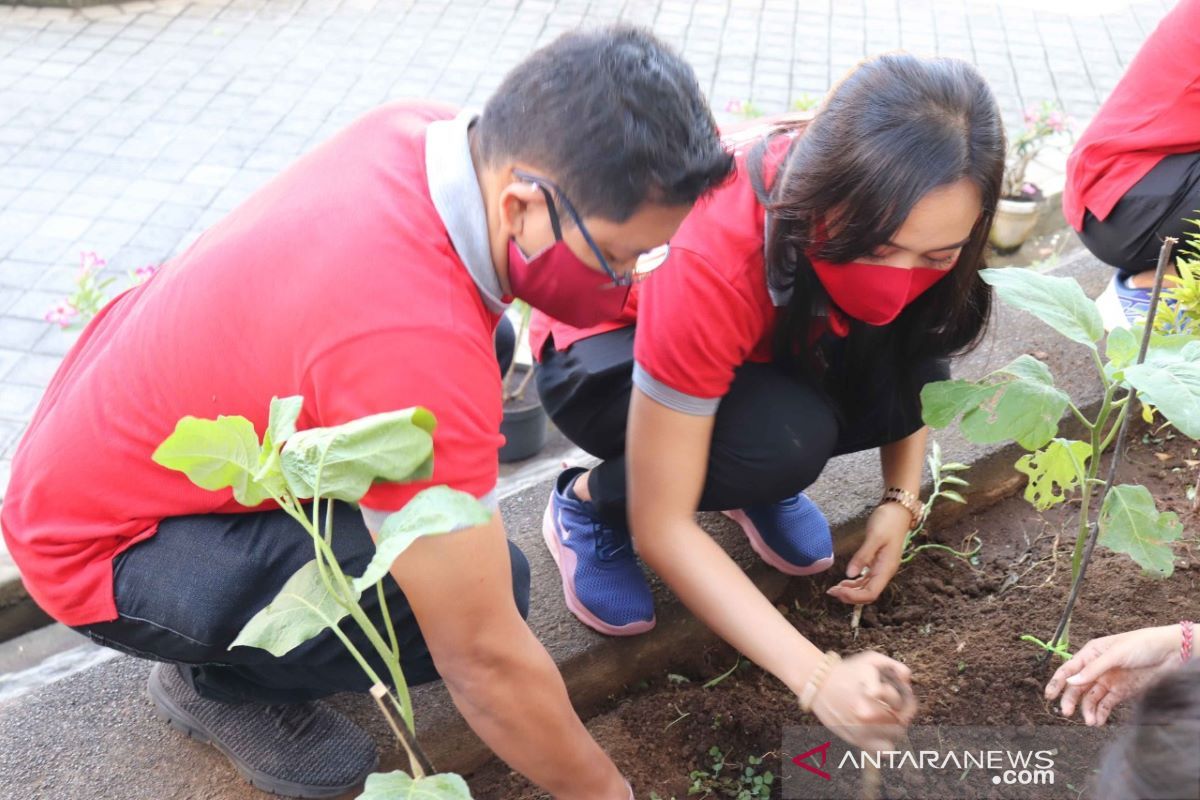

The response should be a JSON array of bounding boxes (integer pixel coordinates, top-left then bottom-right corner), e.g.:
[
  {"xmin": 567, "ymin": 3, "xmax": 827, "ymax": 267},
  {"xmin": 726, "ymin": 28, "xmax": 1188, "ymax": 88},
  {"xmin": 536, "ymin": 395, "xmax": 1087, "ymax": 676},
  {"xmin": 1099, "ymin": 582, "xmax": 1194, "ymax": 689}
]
[{"xmin": 498, "ymin": 176, "xmax": 546, "ymax": 239}]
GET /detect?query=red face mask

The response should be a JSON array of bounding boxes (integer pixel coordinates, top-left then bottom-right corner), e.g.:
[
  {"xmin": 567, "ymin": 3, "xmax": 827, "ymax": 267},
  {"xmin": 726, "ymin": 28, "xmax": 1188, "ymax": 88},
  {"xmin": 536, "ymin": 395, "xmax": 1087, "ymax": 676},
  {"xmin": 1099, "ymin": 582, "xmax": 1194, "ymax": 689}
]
[
  {"xmin": 507, "ymin": 239, "xmax": 630, "ymax": 328},
  {"xmin": 808, "ymin": 256, "xmax": 954, "ymax": 326}
]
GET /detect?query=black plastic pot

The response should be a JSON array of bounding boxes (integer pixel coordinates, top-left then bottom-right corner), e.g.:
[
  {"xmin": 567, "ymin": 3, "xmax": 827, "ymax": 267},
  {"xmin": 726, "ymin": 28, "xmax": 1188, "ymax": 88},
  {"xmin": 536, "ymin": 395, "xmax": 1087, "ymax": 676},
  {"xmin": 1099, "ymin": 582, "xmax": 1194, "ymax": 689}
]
[{"xmin": 499, "ymin": 365, "xmax": 548, "ymax": 463}]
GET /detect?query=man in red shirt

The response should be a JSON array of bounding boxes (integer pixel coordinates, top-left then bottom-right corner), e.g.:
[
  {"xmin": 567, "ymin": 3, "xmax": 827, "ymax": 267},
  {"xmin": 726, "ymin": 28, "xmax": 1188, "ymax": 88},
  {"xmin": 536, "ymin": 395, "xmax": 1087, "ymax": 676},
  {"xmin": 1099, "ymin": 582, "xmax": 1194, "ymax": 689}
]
[
  {"xmin": 0, "ymin": 26, "xmax": 732, "ymax": 798},
  {"xmin": 1062, "ymin": 0, "xmax": 1200, "ymax": 328}
]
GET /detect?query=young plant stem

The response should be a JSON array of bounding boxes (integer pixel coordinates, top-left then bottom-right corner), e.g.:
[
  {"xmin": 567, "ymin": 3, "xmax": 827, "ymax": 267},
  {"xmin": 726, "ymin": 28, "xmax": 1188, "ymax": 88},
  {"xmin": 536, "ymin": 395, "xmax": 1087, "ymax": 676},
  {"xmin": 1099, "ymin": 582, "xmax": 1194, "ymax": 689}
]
[
  {"xmin": 371, "ymin": 684, "xmax": 433, "ymax": 780},
  {"xmin": 378, "ymin": 580, "xmax": 401, "ymax": 662},
  {"xmin": 1044, "ymin": 237, "xmax": 1176, "ymax": 660},
  {"xmin": 272, "ymin": 489, "xmax": 428, "ymax": 762}
]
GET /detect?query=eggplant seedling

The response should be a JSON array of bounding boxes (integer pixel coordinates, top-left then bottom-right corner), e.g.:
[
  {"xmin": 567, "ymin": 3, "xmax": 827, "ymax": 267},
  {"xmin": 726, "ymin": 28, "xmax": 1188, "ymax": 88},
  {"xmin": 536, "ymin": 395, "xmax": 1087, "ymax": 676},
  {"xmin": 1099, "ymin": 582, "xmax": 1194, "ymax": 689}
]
[
  {"xmin": 921, "ymin": 239, "xmax": 1194, "ymax": 660},
  {"xmin": 154, "ymin": 396, "xmax": 479, "ymax": 799}
]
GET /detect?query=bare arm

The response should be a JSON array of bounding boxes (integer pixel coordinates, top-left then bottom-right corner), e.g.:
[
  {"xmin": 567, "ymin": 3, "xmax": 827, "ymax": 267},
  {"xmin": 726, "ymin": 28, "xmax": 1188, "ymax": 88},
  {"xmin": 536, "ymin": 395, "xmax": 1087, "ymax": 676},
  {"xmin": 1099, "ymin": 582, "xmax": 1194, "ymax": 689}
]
[
  {"xmin": 625, "ymin": 387, "xmax": 825, "ymax": 696},
  {"xmin": 384, "ymin": 513, "xmax": 628, "ymax": 800}
]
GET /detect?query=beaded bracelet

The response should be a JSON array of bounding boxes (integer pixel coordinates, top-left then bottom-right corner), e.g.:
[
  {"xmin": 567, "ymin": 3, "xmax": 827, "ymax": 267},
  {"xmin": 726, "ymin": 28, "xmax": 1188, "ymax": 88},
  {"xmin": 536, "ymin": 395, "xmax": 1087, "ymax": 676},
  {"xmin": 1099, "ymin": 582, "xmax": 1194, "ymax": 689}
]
[
  {"xmin": 1182, "ymin": 620, "xmax": 1194, "ymax": 664},
  {"xmin": 800, "ymin": 651, "xmax": 842, "ymax": 712}
]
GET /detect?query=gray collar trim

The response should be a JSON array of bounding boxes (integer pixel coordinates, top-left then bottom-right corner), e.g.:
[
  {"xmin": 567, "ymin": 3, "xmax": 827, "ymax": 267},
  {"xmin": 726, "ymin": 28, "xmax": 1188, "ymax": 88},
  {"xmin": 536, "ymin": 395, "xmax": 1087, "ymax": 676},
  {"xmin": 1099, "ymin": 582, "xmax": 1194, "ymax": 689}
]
[{"xmin": 426, "ymin": 110, "xmax": 508, "ymax": 315}]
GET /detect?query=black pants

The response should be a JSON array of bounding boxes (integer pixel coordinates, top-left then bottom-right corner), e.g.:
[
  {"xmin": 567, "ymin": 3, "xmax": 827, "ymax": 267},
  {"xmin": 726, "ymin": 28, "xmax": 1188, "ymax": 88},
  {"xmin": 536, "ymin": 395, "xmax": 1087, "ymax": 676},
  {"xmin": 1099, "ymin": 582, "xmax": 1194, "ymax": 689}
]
[
  {"xmin": 1079, "ymin": 151, "xmax": 1200, "ymax": 278},
  {"xmin": 535, "ymin": 326, "xmax": 948, "ymax": 527},
  {"xmin": 76, "ymin": 502, "xmax": 531, "ymax": 705}
]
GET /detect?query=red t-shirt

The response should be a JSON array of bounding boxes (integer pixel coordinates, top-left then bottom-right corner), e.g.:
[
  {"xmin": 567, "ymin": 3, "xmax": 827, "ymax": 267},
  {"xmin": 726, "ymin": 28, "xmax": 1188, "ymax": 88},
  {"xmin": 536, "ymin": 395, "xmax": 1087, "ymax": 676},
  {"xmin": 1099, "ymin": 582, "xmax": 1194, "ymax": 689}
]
[
  {"xmin": 1, "ymin": 102, "xmax": 504, "ymax": 626},
  {"xmin": 532, "ymin": 123, "xmax": 800, "ymax": 414},
  {"xmin": 1062, "ymin": 0, "xmax": 1200, "ymax": 231}
]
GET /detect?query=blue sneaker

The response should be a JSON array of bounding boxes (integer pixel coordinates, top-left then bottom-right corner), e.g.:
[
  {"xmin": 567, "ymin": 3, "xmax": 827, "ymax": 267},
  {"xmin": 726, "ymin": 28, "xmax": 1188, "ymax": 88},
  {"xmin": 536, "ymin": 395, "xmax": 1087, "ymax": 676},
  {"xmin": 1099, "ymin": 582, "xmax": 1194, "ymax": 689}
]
[
  {"xmin": 542, "ymin": 467, "xmax": 655, "ymax": 636},
  {"xmin": 1096, "ymin": 273, "xmax": 1164, "ymax": 331},
  {"xmin": 724, "ymin": 493, "xmax": 835, "ymax": 576}
]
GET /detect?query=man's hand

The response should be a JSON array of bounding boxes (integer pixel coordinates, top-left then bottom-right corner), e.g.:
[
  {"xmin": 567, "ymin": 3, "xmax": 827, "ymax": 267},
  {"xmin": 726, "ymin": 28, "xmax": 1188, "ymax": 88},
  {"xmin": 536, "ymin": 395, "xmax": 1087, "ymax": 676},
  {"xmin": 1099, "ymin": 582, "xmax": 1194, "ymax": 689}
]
[
  {"xmin": 1044, "ymin": 625, "xmax": 1183, "ymax": 725},
  {"xmin": 825, "ymin": 502, "xmax": 909, "ymax": 605}
]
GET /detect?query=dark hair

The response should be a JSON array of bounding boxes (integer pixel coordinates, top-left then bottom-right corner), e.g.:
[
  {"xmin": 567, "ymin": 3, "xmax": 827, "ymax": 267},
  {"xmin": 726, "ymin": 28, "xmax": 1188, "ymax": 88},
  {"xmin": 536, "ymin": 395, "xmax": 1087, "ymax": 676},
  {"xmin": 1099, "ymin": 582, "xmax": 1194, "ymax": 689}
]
[
  {"xmin": 475, "ymin": 25, "xmax": 733, "ymax": 221},
  {"xmin": 748, "ymin": 53, "xmax": 1004, "ymax": 413},
  {"xmin": 1095, "ymin": 659, "xmax": 1200, "ymax": 800}
]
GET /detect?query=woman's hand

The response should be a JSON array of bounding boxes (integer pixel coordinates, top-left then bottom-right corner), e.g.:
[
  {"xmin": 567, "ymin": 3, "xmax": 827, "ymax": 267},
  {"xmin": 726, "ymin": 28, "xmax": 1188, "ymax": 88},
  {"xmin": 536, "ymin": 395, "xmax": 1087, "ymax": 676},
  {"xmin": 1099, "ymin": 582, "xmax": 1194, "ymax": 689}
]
[
  {"xmin": 825, "ymin": 503, "xmax": 909, "ymax": 605},
  {"xmin": 1044, "ymin": 625, "xmax": 1183, "ymax": 725},
  {"xmin": 810, "ymin": 651, "xmax": 918, "ymax": 751}
]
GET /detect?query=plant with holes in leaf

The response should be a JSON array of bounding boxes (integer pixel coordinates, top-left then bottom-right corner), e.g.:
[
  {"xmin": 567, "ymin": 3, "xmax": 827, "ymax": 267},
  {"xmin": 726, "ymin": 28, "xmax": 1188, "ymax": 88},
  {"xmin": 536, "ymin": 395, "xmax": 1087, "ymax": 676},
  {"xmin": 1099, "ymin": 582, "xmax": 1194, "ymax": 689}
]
[
  {"xmin": 920, "ymin": 263, "xmax": 1198, "ymax": 660},
  {"xmin": 153, "ymin": 396, "xmax": 481, "ymax": 799}
]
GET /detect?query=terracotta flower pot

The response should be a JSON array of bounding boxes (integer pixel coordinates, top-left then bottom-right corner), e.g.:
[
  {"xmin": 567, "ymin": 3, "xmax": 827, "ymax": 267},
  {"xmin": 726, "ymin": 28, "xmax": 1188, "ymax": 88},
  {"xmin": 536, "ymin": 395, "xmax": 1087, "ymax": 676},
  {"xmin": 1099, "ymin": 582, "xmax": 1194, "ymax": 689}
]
[{"xmin": 989, "ymin": 197, "xmax": 1041, "ymax": 255}]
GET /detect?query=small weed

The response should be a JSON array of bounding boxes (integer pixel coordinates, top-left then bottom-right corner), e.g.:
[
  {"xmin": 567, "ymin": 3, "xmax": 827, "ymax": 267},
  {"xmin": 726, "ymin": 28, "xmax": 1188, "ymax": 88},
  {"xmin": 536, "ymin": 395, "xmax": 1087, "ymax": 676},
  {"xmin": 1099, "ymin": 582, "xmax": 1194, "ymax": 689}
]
[{"xmin": 686, "ymin": 747, "xmax": 774, "ymax": 799}]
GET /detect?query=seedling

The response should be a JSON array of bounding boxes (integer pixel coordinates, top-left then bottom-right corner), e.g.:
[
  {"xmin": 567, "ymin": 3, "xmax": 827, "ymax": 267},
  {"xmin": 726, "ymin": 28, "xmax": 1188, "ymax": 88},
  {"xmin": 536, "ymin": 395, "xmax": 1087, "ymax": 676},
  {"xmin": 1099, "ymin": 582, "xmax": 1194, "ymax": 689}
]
[
  {"xmin": 922, "ymin": 239, "xmax": 1194, "ymax": 659},
  {"xmin": 850, "ymin": 442, "xmax": 978, "ymax": 636},
  {"xmin": 899, "ymin": 440, "xmax": 980, "ymax": 565},
  {"xmin": 154, "ymin": 396, "xmax": 480, "ymax": 798},
  {"xmin": 686, "ymin": 746, "xmax": 774, "ymax": 799}
]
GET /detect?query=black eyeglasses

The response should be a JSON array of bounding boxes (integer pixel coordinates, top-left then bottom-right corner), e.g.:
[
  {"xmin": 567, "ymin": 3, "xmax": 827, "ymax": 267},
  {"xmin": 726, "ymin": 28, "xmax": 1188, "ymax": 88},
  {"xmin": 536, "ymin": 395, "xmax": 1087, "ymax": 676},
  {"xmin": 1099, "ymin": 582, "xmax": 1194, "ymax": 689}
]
[{"xmin": 513, "ymin": 169, "xmax": 668, "ymax": 287}]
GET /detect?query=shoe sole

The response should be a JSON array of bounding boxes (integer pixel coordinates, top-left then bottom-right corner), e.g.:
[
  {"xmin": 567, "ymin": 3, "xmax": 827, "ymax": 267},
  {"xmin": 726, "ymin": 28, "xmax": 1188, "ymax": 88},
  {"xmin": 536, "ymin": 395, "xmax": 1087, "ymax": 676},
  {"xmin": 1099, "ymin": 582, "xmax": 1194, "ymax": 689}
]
[
  {"xmin": 148, "ymin": 664, "xmax": 372, "ymax": 799},
  {"xmin": 541, "ymin": 499, "xmax": 656, "ymax": 637},
  {"xmin": 1096, "ymin": 278, "xmax": 1134, "ymax": 332},
  {"xmin": 722, "ymin": 510, "xmax": 835, "ymax": 577}
]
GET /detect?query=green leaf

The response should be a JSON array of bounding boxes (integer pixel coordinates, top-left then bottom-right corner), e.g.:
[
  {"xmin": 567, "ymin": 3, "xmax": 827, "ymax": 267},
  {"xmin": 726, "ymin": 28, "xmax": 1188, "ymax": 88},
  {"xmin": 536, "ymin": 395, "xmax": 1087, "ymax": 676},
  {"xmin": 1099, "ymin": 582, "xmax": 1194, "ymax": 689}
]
[
  {"xmin": 268, "ymin": 395, "xmax": 304, "ymax": 445},
  {"xmin": 1098, "ymin": 484, "xmax": 1183, "ymax": 578},
  {"xmin": 153, "ymin": 415, "xmax": 266, "ymax": 505},
  {"xmin": 1014, "ymin": 438, "xmax": 1092, "ymax": 511},
  {"xmin": 230, "ymin": 560, "xmax": 359, "ymax": 657},
  {"xmin": 939, "ymin": 475, "xmax": 969, "ymax": 487},
  {"xmin": 353, "ymin": 487, "xmax": 491, "ymax": 593},
  {"xmin": 923, "ymin": 355, "xmax": 1069, "ymax": 450},
  {"xmin": 920, "ymin": 380, "xmax": 994, "ymax": 429},
  {"xmin": 250, "ymin": 396, "xmax": 305, "ymax": 504},
  {"xmin": 281, "ymin": 408, "xmax": 437, "ymax": 502},
  {"xmin": 1105, "ymin": 327, "xmax": 1138, "ymax": 371},
  {"xmin": 356, "ymin": 770, "xmax": 472, "ymax": 799},
  {"xmin": 941, "ymin": 462, "xmax": 970, "ymax": 472},
  {"xmin": 939, "ymin": 489, "xmax": 967, "ymax": 504},
  {"xmin": 980, "ymin": 268, "xmax": 1104, "ymax": 350},
  {"xmin": 1124, "ymin": 343, "xmax": 1200, "ymax": 438}
]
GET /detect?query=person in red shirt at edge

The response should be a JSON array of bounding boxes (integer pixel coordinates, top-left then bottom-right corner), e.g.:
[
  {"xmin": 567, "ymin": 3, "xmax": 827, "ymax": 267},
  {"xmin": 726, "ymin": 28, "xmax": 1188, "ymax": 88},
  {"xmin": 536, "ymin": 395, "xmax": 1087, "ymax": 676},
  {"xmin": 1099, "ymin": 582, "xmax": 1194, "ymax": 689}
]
[
  {"xmin": 1063, "ymin": 0, "xmax": 1200, "ymax": 330},
  {"xmin": 532, "ymin": 52, "xmax": 1004, "ymax": 746},
  {"xmin": 0, "ymin": 27, "xmax": 735, "ymax": 800}
]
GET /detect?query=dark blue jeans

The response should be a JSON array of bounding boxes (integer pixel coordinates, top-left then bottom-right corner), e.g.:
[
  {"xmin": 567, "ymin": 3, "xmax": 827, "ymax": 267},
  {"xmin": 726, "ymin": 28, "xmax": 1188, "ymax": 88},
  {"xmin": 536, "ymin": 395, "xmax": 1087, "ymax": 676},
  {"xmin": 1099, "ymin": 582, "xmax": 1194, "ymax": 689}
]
[{"xmin": 76, "ymin": 502, "xmax": 530, "ymax": 705}]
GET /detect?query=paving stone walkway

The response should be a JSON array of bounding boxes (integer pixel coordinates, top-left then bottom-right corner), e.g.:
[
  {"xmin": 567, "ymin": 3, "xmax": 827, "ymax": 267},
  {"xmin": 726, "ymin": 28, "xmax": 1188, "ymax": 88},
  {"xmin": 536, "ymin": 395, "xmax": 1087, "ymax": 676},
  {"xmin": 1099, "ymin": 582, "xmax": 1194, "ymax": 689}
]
[{"xmin": 0, "ymin": 0, "xmax": 1172, "ymax": 585}]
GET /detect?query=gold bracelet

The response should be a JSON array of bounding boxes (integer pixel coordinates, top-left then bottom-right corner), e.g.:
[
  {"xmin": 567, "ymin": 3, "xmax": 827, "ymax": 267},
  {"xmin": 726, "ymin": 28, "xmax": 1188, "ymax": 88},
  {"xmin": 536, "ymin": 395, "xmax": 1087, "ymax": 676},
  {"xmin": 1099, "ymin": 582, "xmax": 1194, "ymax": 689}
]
[
  {"xmin": 881, "ymin": 486, "xmax": 923, "ymax": 529},
  {"xmin": 799, "ymin": 651, "xmax": 841, "ymax": 712}
]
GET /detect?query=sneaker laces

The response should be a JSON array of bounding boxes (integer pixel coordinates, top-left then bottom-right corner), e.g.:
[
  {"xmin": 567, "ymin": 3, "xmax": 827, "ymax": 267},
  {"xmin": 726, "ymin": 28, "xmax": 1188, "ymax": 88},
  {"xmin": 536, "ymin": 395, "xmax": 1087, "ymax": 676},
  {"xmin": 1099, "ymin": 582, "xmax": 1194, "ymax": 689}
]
[
  {"xmin": 594, "ymin": 521, "xmax": 631, "ymax": 561},
  {"xmin": 265, "ymin": 703, "xmax": 320, "ymax": 741}
]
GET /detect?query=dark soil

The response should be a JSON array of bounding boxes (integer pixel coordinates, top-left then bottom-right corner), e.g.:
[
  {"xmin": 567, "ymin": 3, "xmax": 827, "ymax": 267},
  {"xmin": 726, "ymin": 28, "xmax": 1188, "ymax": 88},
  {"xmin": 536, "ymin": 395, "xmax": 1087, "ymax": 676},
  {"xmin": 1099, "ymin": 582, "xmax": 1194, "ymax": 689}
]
[{"xmin": 470, "ymin": 419, "xmax": 1200, "ymax": 799}]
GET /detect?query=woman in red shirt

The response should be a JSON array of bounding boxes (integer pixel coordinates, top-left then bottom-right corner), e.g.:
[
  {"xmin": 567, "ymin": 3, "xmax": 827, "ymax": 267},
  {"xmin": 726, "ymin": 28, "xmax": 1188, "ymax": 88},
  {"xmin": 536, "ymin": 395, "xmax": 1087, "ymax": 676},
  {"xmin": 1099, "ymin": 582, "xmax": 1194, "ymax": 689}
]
[
  {"xmin": 1063, "ymin": 0, "xmax": 1200, "ymax": 329},
  {"xmin": 533, "ymin": 52, "xmax": 1004, "ymax": 748}
]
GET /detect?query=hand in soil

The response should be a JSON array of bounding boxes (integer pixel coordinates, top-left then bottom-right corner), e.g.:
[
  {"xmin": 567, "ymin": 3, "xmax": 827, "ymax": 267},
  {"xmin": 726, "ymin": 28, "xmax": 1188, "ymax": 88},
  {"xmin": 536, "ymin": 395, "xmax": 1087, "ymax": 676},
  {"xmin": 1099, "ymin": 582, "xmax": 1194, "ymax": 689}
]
[
  {"xmin": 810, "ymin": 651, "xmax": 918, "ymax": 751},
  {"xmin": 1045, "ymin": 625, "xmax": 1185, "ymax": 725},
  {"xmin": 826, "ymin": 503, "xmax": 908, "ymax": 605}
]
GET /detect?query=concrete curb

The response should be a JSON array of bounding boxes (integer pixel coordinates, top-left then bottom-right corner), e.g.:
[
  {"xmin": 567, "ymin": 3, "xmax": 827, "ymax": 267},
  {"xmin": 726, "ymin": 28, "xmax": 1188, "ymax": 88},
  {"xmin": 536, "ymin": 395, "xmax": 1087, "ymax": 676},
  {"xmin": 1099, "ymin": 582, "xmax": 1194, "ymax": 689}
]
[{"xmin": 0, "ymin": 250, "xmax": 1112, "ymax": 798}]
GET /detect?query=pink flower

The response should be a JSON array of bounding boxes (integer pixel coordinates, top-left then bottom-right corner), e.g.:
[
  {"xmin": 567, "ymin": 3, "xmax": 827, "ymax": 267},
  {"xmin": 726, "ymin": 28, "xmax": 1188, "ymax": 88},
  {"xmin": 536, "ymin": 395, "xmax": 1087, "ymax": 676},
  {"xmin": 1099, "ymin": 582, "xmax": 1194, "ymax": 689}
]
[
  {"xmin": 133, "ymin": 264, "xmax": 159, "ymax": 282},
  {"xmin": 1023, "ymin": 107, "xmax": 1037, "ymax": 125},
  {"xmin": 725, "ymin": 99, "xmax": 744, "ymax": 114},
  {"xmin": 78, "ymin": 250, "xmax": 106, "ymax": 277},
  {"xmin": 44, "ymin": 301, "xmax": 79, "ymax": 329},
  {"xmin": 1047, "ymin": 111, "xmax": 1066, "ymax": 133}
]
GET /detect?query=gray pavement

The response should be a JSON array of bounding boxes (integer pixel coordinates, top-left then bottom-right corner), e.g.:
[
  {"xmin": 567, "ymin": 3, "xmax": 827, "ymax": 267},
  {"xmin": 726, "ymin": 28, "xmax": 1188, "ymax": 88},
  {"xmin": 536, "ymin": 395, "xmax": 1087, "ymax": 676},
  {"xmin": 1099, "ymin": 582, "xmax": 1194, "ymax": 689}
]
[{"xmin": 0, "ymin": 0, "xmax": 1175, "ymax": 595}]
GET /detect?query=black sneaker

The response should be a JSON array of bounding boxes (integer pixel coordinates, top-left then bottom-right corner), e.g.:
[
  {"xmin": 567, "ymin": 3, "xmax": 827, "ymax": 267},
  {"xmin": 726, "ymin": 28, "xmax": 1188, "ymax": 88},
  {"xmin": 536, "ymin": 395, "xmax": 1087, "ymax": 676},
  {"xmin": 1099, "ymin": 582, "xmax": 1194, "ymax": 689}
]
[{"xmin": 148, "ymin": 662, "xmax": 378, "ymax": 798}]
